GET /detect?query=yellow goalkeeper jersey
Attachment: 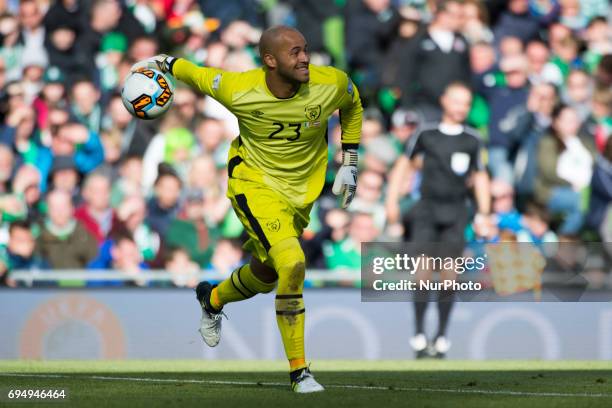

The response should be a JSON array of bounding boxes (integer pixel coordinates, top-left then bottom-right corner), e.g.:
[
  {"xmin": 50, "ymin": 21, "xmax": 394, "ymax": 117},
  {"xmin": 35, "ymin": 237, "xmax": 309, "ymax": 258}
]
[{"xmin": 172, "ymin": 59, "xmax": 363, "ymax": 207}]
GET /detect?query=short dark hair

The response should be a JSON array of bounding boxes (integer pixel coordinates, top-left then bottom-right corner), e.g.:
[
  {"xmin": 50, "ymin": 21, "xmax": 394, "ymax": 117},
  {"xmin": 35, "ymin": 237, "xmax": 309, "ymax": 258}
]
[
  {"xmin": 525, "ymin": 202, "xmax": 550, "ymax": 224},
  {"xmin": 526, "ymin": 39, "xmax": 548, "ymax": 49},
  {"xmin": 70, "ymin": 78, "xmax": 96, "ymax": 93},
  {"xmin": 163, "ymin": 246, "xmax": 190, "ymax": 264},
  {"xmin": 568, "ymin": 68, "xmax": 589, "ymax": 79},
  {"xmin": 154, "ymin": 162, "xmax": 182, "ymax": 186},
  {"xmin": 120, "ymin": 154, "xmax": 142, "ymax": 166},
  {"xmin": 109, "ymin": 224, "xmax": 134, "ymax": 244},
  {"xmin": 9, "ymin": 219, "xmax": 31, "ymax": 234},
  {"xmin": 587, "ymin": 16, "xmax": 607, "ymax": 29},
  {"xmin": 444, "ymin": 81, "xmax": 472, "ymax": 95}
]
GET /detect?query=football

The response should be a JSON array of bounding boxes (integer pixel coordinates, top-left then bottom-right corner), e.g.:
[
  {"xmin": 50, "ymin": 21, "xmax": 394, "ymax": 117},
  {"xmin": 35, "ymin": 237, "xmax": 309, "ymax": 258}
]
[{"xmin": 121, "ymin": 68, "xmax": 175, "ymax": 120}]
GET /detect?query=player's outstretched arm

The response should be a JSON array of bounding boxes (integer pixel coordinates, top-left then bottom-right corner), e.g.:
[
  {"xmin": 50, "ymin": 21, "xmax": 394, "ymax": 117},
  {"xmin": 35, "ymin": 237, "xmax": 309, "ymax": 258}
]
[{"xmin": 131, "ymin": 55, "xmax": 232, "ymax": 105}]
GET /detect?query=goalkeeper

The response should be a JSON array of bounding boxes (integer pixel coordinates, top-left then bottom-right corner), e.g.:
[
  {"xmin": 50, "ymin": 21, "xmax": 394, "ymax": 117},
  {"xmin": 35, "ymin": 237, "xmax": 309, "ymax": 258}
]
[{"xmin": 132, "ymin": 26, "xmax": 363, "ymax": 393}]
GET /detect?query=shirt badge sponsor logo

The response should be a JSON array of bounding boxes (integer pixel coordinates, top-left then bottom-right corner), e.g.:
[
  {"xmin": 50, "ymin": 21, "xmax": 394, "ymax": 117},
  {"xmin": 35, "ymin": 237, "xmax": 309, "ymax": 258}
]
[
  {"xmin": 266, "ymin": 218, "xmax": 281, "ymax": 232},
  {"xmin": 450, "ymin": 152, "xmax": 471, "ymax": 175},
  {"xmin": 304, "ymin": 121, "xmax": 321, "ymax": 128},
  {"xmin": 454, "ymin": 39, "xmax": 466, "ymax": 52},
  {"xmin": 251, "ymin": 110, "xmax": 264, "ymax": 117},
  {"xmin": 483, "ymin": 73, "xmax": 496, "ymax": 88},
  {"xmin": 422, "ymin": 39, "xmax": 436, "ymax": 51},
  {"xmin": 305, "ymin": 104, "xmax": 321, "ymax": 121},
  {"xmin": 347, "ymin": 80, "xmax": 354, "ymax": 96},
  {"xmin": 212, "ymin": 74, "xmax": 221, "ymax": 90}
]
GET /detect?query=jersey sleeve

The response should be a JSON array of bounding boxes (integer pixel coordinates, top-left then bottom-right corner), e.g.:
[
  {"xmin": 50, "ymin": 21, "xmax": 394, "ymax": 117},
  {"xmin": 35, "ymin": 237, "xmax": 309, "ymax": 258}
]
[
  {"xmin": 465, "ymin": 128, "xmax": 486, "ymax": 172},
  {"xmin": 171, "ymin": 58, "xmax": 236, "ymax": 108},
  {"xmin": 404, "ymin": 129, "xmax": 424, "ymax": 159},
  {"xmin": 335, "ymin": 69, "xmax": 363, "ymax": 150},
  {"xmin": 470, "ymin": 138, "xmax": 486, "ymax": 172}
]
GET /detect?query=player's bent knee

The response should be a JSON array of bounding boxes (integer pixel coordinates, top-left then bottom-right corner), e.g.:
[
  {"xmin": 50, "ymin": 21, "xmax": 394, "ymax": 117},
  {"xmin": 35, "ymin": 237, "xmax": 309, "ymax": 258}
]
[
  {"xmin": 269, "ymin": 237, "xmax": 306, "ymax": 267},
  {"xmin": 269, "ymin": 237, "xmax": 306, "ymax": 294}
]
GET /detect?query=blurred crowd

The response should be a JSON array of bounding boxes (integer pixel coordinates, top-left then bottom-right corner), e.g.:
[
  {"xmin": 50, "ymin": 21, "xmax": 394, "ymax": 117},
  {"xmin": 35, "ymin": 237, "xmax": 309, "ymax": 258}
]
[{"xmin": 0, "ymin": 0, "xmax": 610, "ymax": 287}]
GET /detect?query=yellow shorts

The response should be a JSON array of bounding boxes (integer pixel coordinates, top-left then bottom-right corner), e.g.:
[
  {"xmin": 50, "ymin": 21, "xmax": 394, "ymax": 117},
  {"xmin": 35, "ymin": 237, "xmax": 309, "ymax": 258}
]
[{"xmin": 227, "ymin": 178, "xmax": 312, "ymax": 265}]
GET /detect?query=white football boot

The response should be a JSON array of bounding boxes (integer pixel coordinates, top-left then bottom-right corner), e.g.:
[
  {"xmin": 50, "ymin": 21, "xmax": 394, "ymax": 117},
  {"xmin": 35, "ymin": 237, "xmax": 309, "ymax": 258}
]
[
  {"xmin": 410, "ymin": 333, "xmax": 429, "ymax": 359},
  {"xmin": 195, "ymin": 281, "xmax": 226, "ymax": 347},
  {"xmin": 291, "ymin": 368, "xmax": 325, "ymax": 393},
  {"xmin": 433, "ymin": 336, "xmax": 451, "ymax": 358}
]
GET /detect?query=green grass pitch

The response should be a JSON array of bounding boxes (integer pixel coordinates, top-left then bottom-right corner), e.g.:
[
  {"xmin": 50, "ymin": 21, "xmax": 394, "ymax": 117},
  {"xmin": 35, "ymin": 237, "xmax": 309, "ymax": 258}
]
[{"xmin": 0, "ymin": 360, "xmax": 611, "ymax": 407}]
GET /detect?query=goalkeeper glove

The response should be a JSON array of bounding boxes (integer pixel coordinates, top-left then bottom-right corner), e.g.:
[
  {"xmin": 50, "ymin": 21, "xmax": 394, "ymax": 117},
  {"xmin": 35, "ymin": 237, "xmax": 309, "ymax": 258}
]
[
  {"xmin": 332, "ymin": 149, "xmax": 358, "ymax": 209},
  {"xmin": 130, "ymin": 54, "xmax": 177, "ymax": 75}
]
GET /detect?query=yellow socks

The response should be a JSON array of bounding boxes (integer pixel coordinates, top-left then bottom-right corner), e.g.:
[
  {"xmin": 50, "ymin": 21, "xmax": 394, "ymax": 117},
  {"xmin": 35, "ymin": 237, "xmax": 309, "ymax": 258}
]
[
  {"xmin": 269, "ymin": 238, "xmax": 307, "ymax": 373},
  {"xmin": 210, "ymin": 264, "xmax": 276, "ymax": 310},
  {"xmin": 276, "ymin": 293, "xmax": 306, "ymax": 371}
]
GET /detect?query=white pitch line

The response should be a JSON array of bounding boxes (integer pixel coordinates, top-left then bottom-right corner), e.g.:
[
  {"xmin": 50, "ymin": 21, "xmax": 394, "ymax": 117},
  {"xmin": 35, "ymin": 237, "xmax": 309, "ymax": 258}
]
[{"xmin": 1, "ymin": 373, "xmax": 611, "ymax": 398}]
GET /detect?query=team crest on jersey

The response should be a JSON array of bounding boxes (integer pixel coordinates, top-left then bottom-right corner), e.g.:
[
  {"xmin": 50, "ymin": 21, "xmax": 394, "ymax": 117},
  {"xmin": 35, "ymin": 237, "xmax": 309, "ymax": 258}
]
[
  {"xmin": 266, "ymin": 218, "xmax": 280, "ymax": 232},
  {"xmin": 305, "ymin": 105, "xmax": 321, "ymax": 121}
]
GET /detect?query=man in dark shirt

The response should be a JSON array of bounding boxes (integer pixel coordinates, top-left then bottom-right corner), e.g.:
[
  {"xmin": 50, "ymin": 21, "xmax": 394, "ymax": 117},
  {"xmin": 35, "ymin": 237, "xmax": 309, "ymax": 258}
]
[
  {"xmin": 389, "ymin": 0, "xmax": 471, "ymax": 121},
  {"xmin": 346, "ymin": 0, "xmax": 400, "ymax": 104},
  {"xmin": 477, "ymin": 53, "xmax": 530, "ymax": 185},
  {"xmin": 492, "ymin": 0, "xmax": 541, "ymax": 46},
  {"xmin": 387, "ymin": 82, "xmax": 491, "ymax": 358}
]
